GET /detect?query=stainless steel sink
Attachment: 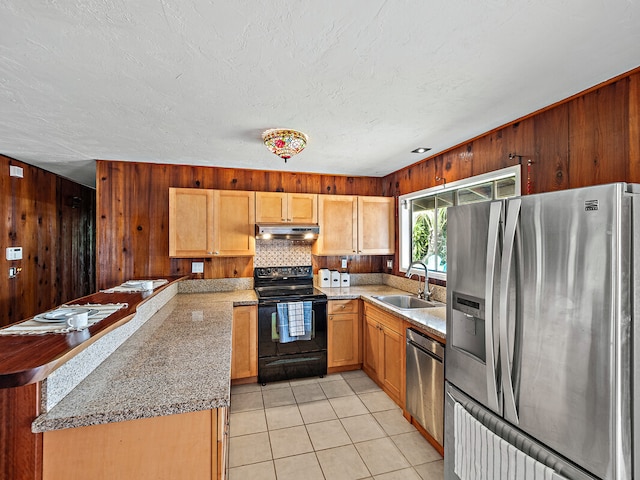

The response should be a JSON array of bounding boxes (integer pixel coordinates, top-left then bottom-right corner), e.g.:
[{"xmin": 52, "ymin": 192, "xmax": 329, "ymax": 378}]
[{"xmin": 373, "ymin": 295, "xmax": 436, "ymax": 309}]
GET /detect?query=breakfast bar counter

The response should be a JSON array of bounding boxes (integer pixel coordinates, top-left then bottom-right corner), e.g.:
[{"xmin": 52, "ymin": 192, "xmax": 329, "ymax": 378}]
[
  {"xmin": 0, "ymin": 276, "xmax": 187, "ymax": 389},
  {"xmin": 32, "ymin": 291, "xmax": 256, "ymax": 432}
]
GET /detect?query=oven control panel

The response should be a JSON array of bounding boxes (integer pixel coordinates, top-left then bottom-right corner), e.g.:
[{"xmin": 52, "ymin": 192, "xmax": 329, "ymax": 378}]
[{"xmin": 254, "ymin": 266, "xmax": 313, "ymax": 279}]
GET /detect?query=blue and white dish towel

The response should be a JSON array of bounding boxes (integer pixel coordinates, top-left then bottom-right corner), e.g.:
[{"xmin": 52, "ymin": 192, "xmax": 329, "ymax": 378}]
[{"xmin": 276, "ymin": 301, "xmax": 313, "ymax": 343}]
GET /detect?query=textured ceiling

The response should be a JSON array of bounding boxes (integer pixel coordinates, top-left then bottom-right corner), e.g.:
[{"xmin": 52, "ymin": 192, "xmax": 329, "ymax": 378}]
[{"xmin": 1, "ymin": 1, "xmax": 639, "ymax": 187}]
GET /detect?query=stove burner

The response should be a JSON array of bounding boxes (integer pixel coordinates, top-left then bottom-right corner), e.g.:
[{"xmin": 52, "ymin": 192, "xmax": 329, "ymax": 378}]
[{"xmin": 254, "ymin": 265, "xmax": 326, "ymax": 302}]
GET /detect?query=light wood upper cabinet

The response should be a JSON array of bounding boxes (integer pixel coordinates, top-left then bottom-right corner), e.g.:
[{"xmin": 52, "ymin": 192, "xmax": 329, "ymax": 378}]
[
  {"xmin": 169, "ymin": 188, "xmax": 216, "ymax": 258},
  {"xmin": 214, "ymin": 190, "xmax": 255, "ymax": 256},
  {"xmin": 255, "ymin": 192, "xmax": 317, "ymax": 224},
  {"xmin": 312, "ymin": 195, "xmax": 358, "ymax": 255},
  {"xmin": 169, "ymin": 188, "xmax": 255, "ymax": 257},
  {"xmin": 231, "ymin": 306, "xmax": 257, "ymax": 381},
  {"xmin": 358, "ymin": 196, "xmax": 395, "ymax": 255},
  {"xmin": 313, "ymin": 195, "xmax": 394, "ymax": 256}
]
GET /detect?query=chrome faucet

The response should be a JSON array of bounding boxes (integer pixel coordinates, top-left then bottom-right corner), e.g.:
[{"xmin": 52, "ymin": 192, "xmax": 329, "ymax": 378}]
[{"xmin": 405, "ymin": 261, "xmax": 432, "ymax": 300}]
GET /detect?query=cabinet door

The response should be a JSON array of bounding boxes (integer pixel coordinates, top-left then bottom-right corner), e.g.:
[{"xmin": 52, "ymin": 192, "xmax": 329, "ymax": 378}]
[
  {"xmin": 313, "ymin": 195, "xmax": 357, "ymax": 255},
  {"xmin": 255, "ymin": 192, "xmax": 287, "ymax": 223},
  {"xmin": 169, "ymin": 188, "xmax": 215, "ymax": 257},
  {"xmin": 380, "ymin": 326, "xmax": 403, "ymax": 404},
  {"xmin": 288, "ymin": 193, "xmax": 317, "ymax": 223},
  {"xmin": 231, "ymin": 306, "xmax": 258, "ymax": 380},
  {"xmin": 328, "ymin": 312, "xmax": 360, "ymax": 368},
  {"xmin": 43, "ymin": 410, "xmax": 215, "ymax": 480},
  {"xmin": 363, "ymin": 315, "xmax": 380, "ymax": 376},
  {"xmin": 357, "ymin": 196, "xmax": 395, "ymax": 255},
  {"xmin": 214, "ymin": 190, "xmax": 255, "ymax": 256}
]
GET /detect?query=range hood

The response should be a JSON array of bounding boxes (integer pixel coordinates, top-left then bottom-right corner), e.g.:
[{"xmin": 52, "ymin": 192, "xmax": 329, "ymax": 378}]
[{"xmin": 255, "ymin": 223, "xmax": 320, "ymax": 240}]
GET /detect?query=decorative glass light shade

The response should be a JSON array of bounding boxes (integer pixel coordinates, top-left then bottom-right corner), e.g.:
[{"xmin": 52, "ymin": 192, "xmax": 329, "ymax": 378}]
[{"xmin": 262, "ymin": 128, "xmax": 308, "ymax": 162}]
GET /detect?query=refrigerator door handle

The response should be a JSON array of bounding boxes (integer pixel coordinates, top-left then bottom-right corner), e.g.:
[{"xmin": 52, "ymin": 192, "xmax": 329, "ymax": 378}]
[
  {"xmin": 484, "ymin": 201, "xmax": 502, "ymax": 413},
  {"xmin": 500, "ymin": 199, "xmax": 520, "ymax": 424}
]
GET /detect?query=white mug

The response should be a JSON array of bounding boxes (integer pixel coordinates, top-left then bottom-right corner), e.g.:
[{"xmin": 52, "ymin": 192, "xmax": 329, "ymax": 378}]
[{"xmin": 66, "ymin": 311, "xmax": 89, "ymax": 329}]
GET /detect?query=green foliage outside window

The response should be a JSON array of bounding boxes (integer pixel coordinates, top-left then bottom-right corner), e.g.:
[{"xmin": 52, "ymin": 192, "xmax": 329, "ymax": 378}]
[{"xmin": 411, "ymin": 208, "xmax": 447, "ymax": 272}]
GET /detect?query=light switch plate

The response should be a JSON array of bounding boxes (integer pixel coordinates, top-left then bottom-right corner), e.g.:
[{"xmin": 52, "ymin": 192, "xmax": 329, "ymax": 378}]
[
  {"xmin": 191, "ymin": 261, "xmax": 204, "ymax": 273},
  {"xmin": 341, "ymin": 258, "xmax": 348, "ymax": 269},
  {"xmin": 386, "ymin": 259, "xmax": 393, "ymax": 269},
  {"xmin": 9, "ymin": 165, "xmax": 23, "ymax": 178},
  {"xmin": 6, "ymin": 247, "xmax": 22, "ymax": 260}
]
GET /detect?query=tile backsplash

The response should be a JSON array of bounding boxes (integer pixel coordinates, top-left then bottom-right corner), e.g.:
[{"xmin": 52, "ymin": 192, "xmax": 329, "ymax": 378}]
[{"xmin": 254, "ymin": 239, "xmax": 312, "ymax": 267}]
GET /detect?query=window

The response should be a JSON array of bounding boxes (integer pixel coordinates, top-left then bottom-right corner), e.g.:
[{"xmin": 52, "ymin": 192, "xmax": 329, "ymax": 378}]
[{"xmin": 399, "ymin": 166, "xmax": 520, "ymax": 280}]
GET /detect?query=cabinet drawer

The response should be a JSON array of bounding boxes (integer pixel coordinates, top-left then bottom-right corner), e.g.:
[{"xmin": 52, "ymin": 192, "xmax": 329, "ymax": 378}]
[
  {"xmin": 328, "ymin": 299, "xmax": 359, "ymax": 315},
  {"xmin": 363, "ymin": 302, "xmax": 402, "ymax": 334}
]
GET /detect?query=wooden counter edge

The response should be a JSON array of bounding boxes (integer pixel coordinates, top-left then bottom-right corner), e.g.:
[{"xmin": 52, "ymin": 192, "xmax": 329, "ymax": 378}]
[{"xmin": 0, "ymin": 276, "xmax": 188, "ymax": 389}]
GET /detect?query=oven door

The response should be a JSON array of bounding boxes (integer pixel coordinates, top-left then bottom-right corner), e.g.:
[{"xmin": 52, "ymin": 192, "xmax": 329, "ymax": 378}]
[
  {"xmin": 257, "ymin": 298, "xmax": 327, "ymax": 383},
  {"xmin": 257, "ymin": 299, "xmax": 327, "ymax": 357}
]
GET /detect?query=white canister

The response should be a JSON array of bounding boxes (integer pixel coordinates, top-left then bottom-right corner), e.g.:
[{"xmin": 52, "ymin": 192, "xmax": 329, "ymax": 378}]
[
  {"xmin": 330, "ymin": 270, "xmax": 341, "ymax": 287},
  {"xmin": 318, "ymin": 268, "xmax": 331, "ymax": 287},
  {"xmin": 340, "ymin": 272, "xmax": 351, "ymax": 287}
]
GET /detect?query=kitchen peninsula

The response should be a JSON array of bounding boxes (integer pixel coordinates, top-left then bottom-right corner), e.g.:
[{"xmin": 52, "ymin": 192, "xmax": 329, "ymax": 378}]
[{"xmin": 1, "ymin": 277, "xmax": 254, "ymax": 480}]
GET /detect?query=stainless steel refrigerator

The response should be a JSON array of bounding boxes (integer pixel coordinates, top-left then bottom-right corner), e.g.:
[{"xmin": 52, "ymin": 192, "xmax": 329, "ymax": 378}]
[{"xmin": 444, "ymin": 183, "xmax": 640, "ymax": 480}]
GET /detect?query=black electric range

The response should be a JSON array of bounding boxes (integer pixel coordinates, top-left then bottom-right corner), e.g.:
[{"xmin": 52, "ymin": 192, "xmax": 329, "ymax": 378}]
[{"xmin": 254, "ymin": 266, "xmax": 327, "ymax": 384}]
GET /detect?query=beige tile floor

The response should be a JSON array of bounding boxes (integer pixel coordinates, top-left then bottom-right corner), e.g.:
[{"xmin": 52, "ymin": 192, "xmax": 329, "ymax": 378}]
[{"xmin": 229, "ymin": 370, "xmax": 444, "ymax": 480}]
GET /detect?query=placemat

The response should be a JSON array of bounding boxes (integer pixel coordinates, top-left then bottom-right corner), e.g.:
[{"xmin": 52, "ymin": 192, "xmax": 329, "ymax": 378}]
[{"xmin": 0, "ymin": 303, "xmax": 128, "ymax": 335}]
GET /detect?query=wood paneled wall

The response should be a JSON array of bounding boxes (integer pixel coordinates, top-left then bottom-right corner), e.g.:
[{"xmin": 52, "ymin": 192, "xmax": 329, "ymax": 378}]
[
  {"xmin": 383, "ymin": 67, "xmax": 640, "ymax": 197},
  {"xmin": 95, "ymin": 162, "xmax": 385, "ymax": 289},
  {"xmin": 0, "ymin": 156, "xmax": 94, "ymax": 480},
  {"xmin": 0, "ymin": 155, "xmax": 96, "ymax": 327}
]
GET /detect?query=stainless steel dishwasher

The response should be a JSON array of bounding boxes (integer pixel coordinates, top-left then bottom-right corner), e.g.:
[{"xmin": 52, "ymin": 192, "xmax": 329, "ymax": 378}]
[{"xmin": 406, "ymin": 328, "xmax": 444, "ymax": 445}]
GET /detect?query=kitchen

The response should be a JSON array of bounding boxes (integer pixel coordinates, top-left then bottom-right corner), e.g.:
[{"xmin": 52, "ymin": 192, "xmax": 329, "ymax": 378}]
[{"xmin": 1, "ymin": 2, "xmax": 640, "ymax": 479}]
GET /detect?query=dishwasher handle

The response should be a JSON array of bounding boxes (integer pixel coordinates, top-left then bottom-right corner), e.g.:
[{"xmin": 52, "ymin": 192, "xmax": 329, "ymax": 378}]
[
  {"xmin": 407, "ymin": 340, "xmax": 444, "ymax": 363},
  {"xmin": 406, "ymin": 328, "xmax": 444, "ymax": 361}
]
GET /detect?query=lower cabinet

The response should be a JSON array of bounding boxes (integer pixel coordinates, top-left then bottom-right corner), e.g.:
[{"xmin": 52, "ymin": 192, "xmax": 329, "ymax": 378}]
[
  {"xmin": 42, "ymin": 408, "xmax": 228, "ymax": 480},
  {"xmin": 231, "ymin": 305, "xmax": 257, "ymax": 382},
  {"xmin": 362, "ymin": 302, "xmax": 404, "ymax": 407},
  {"xmin": 327, "ymin": 299, "xmax": 361, "ymax": 371}
]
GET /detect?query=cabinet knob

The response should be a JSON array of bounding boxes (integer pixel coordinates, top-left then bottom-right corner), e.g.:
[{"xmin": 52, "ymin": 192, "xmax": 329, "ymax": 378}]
[
  {"xmin": 207, "ymin": 251, "xmax": 213, "ymax": 255},
  {"xmin": 340, "ymin": 305, "xmax": 346, "ymax": 309},
  {"xmin": 214, "ymin": 251, "xmax": 220, "ymax": 255}
]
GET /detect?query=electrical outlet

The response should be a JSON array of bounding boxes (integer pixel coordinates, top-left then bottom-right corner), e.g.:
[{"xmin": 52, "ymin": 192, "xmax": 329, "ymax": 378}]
[
  {"xmin": 8, "ymin": 267, "xmax": 22, "ymax": 278},
  {"xmin": 386, "ymin": 259, "xmax": 393, "ymax": 269},
  {"xmin": 341, "ymin": 258, "xmax": 348, "ymax": 269},
  {"xmin": 191, "ymin": 262, "xmax": 204, "ymax": 274}
]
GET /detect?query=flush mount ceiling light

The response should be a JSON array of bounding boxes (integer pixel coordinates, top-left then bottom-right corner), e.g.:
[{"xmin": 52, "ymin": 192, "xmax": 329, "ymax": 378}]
[
  {"xmin": 411, "ymin": 147, "xmax": 431, "ymax": 154},
  {"xmin": 262, "ymin": 128, "xmax": 308, "ymax": 162}
]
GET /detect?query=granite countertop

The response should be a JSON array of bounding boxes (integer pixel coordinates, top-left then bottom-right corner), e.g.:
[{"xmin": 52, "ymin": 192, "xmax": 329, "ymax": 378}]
[
  {"xmin": 33, "ymin": 291, "xmax": 256, "ymax": 433},
  {"xmin": 318, "ymin": 284, "xmax": 446, "ymax": 342},
  {"xmin": 32, "ymin": 283, "xmax": 444, "ymax": 433}
]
